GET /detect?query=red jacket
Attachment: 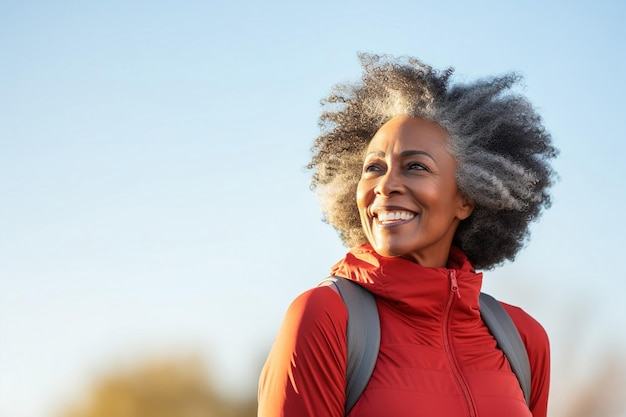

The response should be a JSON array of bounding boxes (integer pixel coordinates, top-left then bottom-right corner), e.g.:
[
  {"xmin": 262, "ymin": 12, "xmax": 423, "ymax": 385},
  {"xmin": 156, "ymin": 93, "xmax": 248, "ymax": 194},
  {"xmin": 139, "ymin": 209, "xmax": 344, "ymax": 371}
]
[{"xmin": 258, "ymin": 244, "xmax": 550, "ymax": 417}]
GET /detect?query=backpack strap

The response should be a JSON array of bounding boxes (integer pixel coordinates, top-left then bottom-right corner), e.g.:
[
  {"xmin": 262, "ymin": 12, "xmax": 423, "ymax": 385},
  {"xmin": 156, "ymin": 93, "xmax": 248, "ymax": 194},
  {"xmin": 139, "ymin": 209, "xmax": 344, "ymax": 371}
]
[
  {"xmin": 479, "ymin": 292, "xmax": 532, "ymax": 405},
  {"xmin": 319, "ymin": 276, "xmax": 380, "ymax": 415}
]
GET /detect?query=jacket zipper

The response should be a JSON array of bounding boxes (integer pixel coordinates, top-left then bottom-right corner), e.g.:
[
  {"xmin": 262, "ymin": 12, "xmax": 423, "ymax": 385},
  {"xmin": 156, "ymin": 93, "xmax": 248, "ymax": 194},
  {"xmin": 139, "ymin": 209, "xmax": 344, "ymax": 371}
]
[{"xmin": 443, "ymin": 270, "xmax": 477, "ymax": 417}]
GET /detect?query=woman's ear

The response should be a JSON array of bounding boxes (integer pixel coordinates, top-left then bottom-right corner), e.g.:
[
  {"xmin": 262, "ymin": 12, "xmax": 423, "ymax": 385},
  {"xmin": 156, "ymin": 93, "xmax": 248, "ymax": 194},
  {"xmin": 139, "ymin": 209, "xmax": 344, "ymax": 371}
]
[{"xmin": 457, "ymin": 194, "xmax": 475, "ymax": 221}]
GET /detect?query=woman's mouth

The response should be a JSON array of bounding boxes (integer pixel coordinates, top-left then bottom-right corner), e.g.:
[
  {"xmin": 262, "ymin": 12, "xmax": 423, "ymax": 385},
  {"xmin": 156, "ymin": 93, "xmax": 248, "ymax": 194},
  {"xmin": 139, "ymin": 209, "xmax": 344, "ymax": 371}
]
[{"xmin": 375, "ymin": 210, "xmax": 416, "ymax": 225}]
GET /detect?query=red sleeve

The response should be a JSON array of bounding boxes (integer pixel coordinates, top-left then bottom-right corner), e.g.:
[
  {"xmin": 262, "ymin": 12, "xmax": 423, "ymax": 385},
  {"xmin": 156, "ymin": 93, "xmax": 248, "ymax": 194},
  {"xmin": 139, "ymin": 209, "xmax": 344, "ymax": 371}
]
[
  {"xmin": 258, "ymin": 286, "xmax": 348, "ymax": 417},
  {"xmin": 502, "ymin": 304, "xmax": 551, "ymax": 417}
]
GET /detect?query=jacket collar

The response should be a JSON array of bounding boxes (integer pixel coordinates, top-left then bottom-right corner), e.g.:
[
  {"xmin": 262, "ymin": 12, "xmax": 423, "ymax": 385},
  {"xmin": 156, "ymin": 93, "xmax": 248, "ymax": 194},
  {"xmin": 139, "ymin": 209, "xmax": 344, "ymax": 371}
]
[{"xmin": 330, "ymin": 244, "xmax": 484, "ymax": 320}]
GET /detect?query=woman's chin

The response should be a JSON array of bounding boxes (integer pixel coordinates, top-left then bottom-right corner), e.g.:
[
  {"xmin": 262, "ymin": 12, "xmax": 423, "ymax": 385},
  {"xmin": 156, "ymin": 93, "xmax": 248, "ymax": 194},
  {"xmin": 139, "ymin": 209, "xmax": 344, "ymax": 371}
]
[{"xmin": 370, "ymin": 243, "xmax": 406, "ymax": 259}]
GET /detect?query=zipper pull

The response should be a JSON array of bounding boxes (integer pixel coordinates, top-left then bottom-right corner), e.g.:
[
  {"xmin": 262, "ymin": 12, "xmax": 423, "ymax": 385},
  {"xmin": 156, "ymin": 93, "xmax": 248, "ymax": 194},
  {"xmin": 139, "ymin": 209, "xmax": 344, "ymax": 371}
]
[{"xmin": 449, "ymin": 270, "xmax": 461, "ymax": 299}]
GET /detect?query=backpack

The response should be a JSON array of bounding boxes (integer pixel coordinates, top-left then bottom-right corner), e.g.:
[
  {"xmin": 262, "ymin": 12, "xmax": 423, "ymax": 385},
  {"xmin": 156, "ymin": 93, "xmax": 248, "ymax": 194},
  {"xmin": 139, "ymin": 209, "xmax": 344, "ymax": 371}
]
[{"xmin": 320, "ymin": 276, "xmax": 532, "ymax": 415}]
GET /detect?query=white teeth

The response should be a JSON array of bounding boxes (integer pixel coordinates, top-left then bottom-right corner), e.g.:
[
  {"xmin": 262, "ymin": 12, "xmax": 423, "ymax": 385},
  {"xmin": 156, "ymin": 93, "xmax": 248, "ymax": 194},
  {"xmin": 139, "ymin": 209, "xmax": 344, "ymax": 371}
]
[{"xmin": 377, "ymin": 211, "xmax": 416, "ymax": 221}]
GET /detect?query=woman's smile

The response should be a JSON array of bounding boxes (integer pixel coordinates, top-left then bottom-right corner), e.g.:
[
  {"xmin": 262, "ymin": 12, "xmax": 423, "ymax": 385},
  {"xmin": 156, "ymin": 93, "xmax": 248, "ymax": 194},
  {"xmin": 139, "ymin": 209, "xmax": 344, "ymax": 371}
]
[{"xmin": 370, "ymin": 208, "xmax": 417, "ymax": 225}]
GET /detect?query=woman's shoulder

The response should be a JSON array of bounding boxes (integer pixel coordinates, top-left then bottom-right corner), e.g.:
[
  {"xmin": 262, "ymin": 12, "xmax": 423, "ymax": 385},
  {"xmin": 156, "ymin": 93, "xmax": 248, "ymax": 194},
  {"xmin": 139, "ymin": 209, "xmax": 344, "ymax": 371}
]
[
  {"xmin": 498, "ymin": 302, "xmax": 551, "ymax": 416},
  {"xmin": 280, "ymin": 285, "xmax": 348, "ymax": 333},
  {"xmin": 498, "ymin": 301, "xmax": 550, "ymax": 377},
  {"xmin": 498, "ymin": 302, "xmax": 549, "ymax": 345},
  {"xmin": 259, "ymin": 285, "xmax": 349, "ymax": 416}
]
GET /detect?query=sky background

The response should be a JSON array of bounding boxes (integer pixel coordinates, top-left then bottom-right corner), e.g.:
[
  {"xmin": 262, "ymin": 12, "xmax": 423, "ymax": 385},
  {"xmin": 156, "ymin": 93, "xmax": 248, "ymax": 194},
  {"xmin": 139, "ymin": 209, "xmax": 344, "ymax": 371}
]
[{"xmin": 1, "ymin": 1, "xmax": 625, "ymax": 416}]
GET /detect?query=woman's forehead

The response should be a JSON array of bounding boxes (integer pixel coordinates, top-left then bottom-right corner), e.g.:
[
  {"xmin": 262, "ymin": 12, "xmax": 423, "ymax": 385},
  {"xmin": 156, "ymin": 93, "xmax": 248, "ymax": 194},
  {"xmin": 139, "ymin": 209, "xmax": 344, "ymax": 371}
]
[{"xmin": 367, "ymin": 116, "xmax": 449, "ymax": 153}]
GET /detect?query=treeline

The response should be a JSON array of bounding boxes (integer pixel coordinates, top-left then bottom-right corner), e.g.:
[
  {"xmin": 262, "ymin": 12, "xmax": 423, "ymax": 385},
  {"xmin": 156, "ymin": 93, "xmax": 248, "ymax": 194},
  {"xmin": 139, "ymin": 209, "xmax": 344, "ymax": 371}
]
[{"xmin": 56, "ymin": 352, "xmax": 626, "ymax": 417}]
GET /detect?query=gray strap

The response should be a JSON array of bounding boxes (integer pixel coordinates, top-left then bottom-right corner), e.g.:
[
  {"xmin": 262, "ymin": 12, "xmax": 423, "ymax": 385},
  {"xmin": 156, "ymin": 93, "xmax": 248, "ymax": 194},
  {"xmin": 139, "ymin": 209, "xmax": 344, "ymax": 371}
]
[
  {"xmin": 479, "ymin": 292, "xmax": 532, "ymax": 406},
  {"xmin": 320, "ymin": 276, "xmax": 380, "ymax": 415}
]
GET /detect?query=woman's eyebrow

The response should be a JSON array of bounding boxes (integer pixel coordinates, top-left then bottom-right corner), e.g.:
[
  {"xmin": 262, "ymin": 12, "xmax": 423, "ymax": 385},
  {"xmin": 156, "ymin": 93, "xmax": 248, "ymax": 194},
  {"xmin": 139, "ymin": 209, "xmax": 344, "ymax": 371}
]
[
  {"xmin": 365, "ymin": 149, "xmax": 437, "ymax": 163},
  {"xmin": 365, "ymin": 151, "xmax": 386, "ymax": 158},
  {"xmin": 400, "ymin": 150, "xmax": 436, "ymax": 162}
]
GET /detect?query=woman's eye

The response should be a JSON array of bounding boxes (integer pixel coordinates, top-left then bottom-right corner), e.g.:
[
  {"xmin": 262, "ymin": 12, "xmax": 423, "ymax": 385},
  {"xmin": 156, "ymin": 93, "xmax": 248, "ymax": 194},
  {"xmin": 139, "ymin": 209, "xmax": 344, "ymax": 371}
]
[
  {"xmin": 363, "ymin": 162, "xmax": 383, "ymax": 173},
  {"xmin": 407, "ymin": 162, "xmax": 427, "ymax": 171}
]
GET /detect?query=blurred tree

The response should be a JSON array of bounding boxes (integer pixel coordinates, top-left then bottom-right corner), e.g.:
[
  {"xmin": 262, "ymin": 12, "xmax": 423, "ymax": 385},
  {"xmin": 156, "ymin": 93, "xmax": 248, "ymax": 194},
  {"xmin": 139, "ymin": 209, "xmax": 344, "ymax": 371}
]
[{"xmin": 57, "ymin": 357, "xmax": 256, "ymax": 417}]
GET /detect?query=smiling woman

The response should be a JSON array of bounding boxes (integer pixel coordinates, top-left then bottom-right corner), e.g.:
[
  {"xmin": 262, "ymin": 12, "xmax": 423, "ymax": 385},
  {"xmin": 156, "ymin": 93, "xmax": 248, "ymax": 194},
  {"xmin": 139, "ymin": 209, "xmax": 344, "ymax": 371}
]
[
  {"xmin": 357, "ymin": 116, "xmax": 474, "ymax": 267},
  {"xmin": 258, "ymin": 53, "xmax": 558, "ymax": 417}
]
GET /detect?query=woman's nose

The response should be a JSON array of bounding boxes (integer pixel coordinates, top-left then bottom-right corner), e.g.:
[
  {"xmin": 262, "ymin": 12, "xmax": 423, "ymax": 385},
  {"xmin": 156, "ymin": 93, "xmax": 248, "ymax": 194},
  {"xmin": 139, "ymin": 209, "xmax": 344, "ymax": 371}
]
[{"xmin": 374, "ymin": 169, "xmax": 403, "ymax": 196}]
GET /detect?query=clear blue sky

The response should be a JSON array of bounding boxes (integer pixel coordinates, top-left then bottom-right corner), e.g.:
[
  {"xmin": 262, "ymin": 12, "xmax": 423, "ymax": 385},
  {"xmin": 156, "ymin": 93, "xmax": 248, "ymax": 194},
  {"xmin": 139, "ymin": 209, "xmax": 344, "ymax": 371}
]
[{"xmin": 1, "ymin": 1, "xmax": 625, "ymax": 416}]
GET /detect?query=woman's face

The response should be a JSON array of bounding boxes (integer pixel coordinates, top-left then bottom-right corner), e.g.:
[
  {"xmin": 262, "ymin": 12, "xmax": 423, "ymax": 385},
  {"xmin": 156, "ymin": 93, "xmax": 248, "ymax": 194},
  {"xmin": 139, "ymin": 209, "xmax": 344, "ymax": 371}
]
[{"xmin": 356, "ymin": 116, "xmax": 474, "ymax": 268}]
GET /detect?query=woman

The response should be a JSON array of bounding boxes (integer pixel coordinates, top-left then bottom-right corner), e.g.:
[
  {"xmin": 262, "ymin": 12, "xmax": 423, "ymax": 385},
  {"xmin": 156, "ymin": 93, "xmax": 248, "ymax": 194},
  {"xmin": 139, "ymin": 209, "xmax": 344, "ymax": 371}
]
[{"xmin": 258, "ymin": 53, "xmax": 557, "ymax": 417}]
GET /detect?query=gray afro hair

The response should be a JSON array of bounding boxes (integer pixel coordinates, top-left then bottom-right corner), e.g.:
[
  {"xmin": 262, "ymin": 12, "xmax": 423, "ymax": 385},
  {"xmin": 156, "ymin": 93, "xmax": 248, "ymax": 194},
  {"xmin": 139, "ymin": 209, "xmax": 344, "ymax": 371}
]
[{"xmin": 308, "ymin": 53, "xmax": 558, "ymax": 270}]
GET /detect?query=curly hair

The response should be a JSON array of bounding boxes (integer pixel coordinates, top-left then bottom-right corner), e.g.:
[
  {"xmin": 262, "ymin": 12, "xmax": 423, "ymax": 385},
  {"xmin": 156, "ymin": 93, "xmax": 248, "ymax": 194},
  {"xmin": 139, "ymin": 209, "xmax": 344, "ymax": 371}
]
[{"xmin": 308, "ymin": 53, "xmax": 558, "ymax": 270}]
